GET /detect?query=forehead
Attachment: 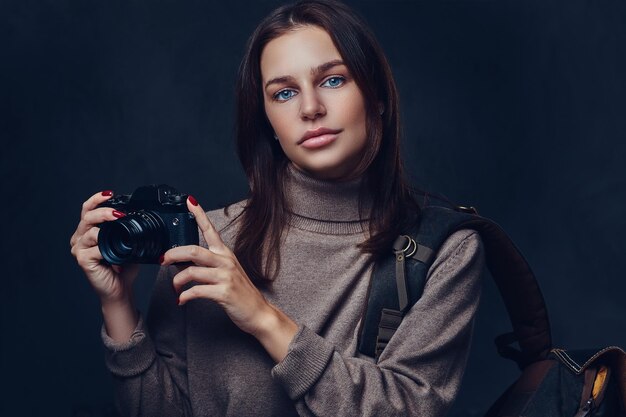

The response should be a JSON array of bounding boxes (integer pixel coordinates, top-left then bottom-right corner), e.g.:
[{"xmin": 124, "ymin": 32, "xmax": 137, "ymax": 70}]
[{"xmin": 260, "ymin": 25, "xmax": 343, "ymax": 81}]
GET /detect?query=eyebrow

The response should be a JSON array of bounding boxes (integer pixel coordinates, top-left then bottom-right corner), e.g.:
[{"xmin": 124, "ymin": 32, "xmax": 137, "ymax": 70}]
[{"xmin": 264, "ymin": 59, "xmax": 346, "ymax": 91}]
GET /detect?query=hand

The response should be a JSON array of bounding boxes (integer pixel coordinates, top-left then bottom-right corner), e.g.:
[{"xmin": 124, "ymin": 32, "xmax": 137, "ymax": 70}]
[
  {"xmin": 70, "ymin": 191, "xmax": 139, "ymax": 304},
  {"xmin": 163, "ymin": 196, "xmax": 298, "ymax": 361}
]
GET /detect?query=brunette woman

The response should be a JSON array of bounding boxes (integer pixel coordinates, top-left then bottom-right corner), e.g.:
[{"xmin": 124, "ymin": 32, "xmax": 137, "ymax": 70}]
[{"xmin": 70, "ymin": 1, "xmax": 484, "ymax": 415}]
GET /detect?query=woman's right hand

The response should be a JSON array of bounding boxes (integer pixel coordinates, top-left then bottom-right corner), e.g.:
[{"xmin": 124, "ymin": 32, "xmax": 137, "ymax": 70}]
[{"xmin": 70, "ymin": 191, "xmax": 139, "ymax": 304}]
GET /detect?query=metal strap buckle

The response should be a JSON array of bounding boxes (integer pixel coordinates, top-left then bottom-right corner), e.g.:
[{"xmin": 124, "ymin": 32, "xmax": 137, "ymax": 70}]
[
  {"xmin": 398, "ymin": 235, "xmax": 418, "ymax": 258},
  {"xmin": 456, "ymin": 205, "xmax": 478, "ymax": 215}
]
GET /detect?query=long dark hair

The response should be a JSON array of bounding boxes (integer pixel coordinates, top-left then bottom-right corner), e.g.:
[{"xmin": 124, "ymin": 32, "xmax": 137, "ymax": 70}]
[{"xmin": 234, "ymin": 0, "xmax": 419, "ymax": 284}]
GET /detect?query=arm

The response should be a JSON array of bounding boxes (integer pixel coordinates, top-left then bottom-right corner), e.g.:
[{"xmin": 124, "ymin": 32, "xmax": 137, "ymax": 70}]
[
  {"xmin": 101, "ymin": 265, "xmax": 192, "ymax": 417},
  {"xmin": 102, "ymin": 196, "xmax": 298, "ymax": 416},
  {"xmin": 70, "ymin": 191, "xmax": 141, "ymax": 343},
  {"xmin": 271, "ymin": 230, "xmax": 484, "ymax": 416},
  {"xmin": 70, "ymin": 191, "xmax": 191, "ymax": 416},
  {"xmin": 167, "ymin": 198, "xmax": 299, "ymax": 364}
]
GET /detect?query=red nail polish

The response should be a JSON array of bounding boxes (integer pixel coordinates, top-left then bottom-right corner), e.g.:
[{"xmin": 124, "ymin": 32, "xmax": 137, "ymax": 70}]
[
  {"xmin": 112, "ymin": 210, "xmax": 126, "ymax": 218},
  {"xmin": 177, "ymin": 296, "xmax": 181, "ymax": 305},
  {"xmin": 188, "ymin": 195, "xmax": 198, "ymax": 206},
  {"xmin": 101, "ymin": 190, "xmax": 113, "ymax": 197},
  {"xmin": 159, "ymin": 254, "xmax": 165, "ymax": 264}
]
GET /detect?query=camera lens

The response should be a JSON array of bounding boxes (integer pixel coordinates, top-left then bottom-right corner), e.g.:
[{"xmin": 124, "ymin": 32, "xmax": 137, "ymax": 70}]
[{"xmin": 98, "ymin": 210, "xmax": 169, "ymax": 264}]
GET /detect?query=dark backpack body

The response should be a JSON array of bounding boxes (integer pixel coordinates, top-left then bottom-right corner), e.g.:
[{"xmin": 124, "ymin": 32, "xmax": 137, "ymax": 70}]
[{"xmin": 357, "ymin": 204, "xmax": 626, "ymax": 416}]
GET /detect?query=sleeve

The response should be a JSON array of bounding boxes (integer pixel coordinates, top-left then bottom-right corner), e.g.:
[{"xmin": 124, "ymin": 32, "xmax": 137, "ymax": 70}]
[
  {"xmin": 100, "ymin": 265, "xmax": 192, "ymax": 417},
  {"xmin": 98, "ymin": 205, "xmax": 241, "ymax": 416},
  {"xmin": 271, "ymin": 229, "xmax": 485, "ymax": 417}
]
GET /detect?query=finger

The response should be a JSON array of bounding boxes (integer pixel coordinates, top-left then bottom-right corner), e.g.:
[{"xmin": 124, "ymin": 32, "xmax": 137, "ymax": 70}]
[
  {"xmin": 74, "ymin": 245, "xmax": 104, "ymax": 269},
  {"xmin": 178, "ymin": 283, "xmax": 227, "ymax": 306},
  {"xmin": 70, "ymin": 191, "xmax": 118, "ymax": 246},
  {"xmin": 172, "ymin": 265, "xmax": 226, "ymax": 294},
  {"xmin": 71, "ymin": 207, "xmax": 124, "ymax": 247},
  {"xmin": 163, "ymin": 244, "xmax": 228, "ymax": 268},
  {"xmin": 81, "ymin": 190, "xmax": 115, "ymax": 218},
  {"xmin": 186, "ymin": 196, "xmax": 228, "ymax": 253},
  {"xmin": 73, "ymin": 227, "xmax": 100, "ymax": 252},
  {"xmin": 83, "ymin": 207, "xmax": 125, "ymax": 226}
]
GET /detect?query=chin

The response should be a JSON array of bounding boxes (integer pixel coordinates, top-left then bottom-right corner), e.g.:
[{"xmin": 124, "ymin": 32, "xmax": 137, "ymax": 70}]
[{"xmin": 292, "ymin": 153, "xmax": 362, "ymax": 181}]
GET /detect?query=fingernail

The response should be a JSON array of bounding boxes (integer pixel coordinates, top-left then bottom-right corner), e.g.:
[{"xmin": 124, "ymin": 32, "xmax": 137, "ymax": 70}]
[
  {"xmin": 112, "ymin": 210, "xmax": 126, "ymax": 218},
  {"xmin": 101, "ymin": 190, "xmax": 113, "ymax": 197},
  {"xmin": 188, "ymin": 195, "xmax": 198, "ymax": 206},
  {"xmin": 159, "ymin": 254, "xmax": 165, "ymax": 264},
  {"xmin": 177, "ymin": 297, "xmax": 181, "ymax": 305}
]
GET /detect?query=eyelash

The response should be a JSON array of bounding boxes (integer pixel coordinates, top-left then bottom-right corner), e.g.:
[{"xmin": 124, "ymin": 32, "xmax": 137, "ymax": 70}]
[
  {"xmin": 321, "ymin": 76, "xmax": 345, "ymax": 88},
  {"xmin": 272, "ymin": 76, "xmax": 347, "ymax": 102}
]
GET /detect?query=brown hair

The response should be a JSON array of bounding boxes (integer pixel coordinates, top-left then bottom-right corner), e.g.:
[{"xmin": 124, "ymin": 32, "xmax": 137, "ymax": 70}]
[{"xmin": 234, "ymin": 0, "xmax": 419, "ymax": 284}]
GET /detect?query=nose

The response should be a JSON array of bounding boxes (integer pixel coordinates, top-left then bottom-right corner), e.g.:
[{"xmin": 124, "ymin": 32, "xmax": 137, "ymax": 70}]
[{"xmin": 299, "ymin": 90, "xmax": 326, "ymax": 120}]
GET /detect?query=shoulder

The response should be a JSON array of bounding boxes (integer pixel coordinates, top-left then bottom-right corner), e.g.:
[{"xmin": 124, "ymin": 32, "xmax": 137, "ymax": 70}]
[
  {"xmin": 435, "ymin": 229, "xmax": 483, "ymax": 261},
  {"xmin": 426, "ymin": 229, "xmax": 485, "ymax": 288}
]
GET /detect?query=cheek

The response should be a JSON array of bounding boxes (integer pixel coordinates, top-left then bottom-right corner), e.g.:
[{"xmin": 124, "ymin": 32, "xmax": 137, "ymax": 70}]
[
  {"xmin": 264, "ymin": 103, "xmax": 293, "ymax": 137},
  {"xmin": 338, "ymin": 94, "xmax": 368, "ymax": 144},
  {"xmin": 335, "ymin": 86, "xmax": 366, "ymax": 123},
  {"xmin": 345, "ymin": 100, "xmax": 369, "ymax": 160}
]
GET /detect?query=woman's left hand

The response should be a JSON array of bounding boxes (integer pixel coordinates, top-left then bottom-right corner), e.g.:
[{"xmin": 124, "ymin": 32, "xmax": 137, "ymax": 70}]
[{"xmin": 162, "ymin": 196, "xmax": 298, "ymax": 362}]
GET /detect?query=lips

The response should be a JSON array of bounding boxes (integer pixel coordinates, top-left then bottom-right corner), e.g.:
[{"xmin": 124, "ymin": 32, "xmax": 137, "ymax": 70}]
[{"xmin": 298, "ymin": 127, "xmax": 342, "ymax": 145}]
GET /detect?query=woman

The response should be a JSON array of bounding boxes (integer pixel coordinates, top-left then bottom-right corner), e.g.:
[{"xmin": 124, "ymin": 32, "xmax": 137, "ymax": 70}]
[{"xmin": 70, "ymin": 1, "xmax": 484, "ymax": 415}]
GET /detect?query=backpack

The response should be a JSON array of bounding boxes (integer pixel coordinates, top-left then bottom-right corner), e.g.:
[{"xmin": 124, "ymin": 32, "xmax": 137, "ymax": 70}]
[{"xmin": 357, "ymin": 203, "xmax": 626, "ymax": 416}]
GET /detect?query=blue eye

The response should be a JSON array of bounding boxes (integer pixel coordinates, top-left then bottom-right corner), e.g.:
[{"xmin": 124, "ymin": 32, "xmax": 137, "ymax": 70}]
[
  {"xmin": 322, "ymin": 76, "xmax": 345, "ymax": 88},
  {"xmin": 274, "ymin": 89, "xmax": 297, "ymax": 101}
]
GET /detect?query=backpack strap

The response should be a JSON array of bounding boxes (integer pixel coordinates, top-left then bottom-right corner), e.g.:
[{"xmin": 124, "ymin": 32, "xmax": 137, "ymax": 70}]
[{"xmin": 357, "ymin": 205, "xmax": 552, "ymax": 368}]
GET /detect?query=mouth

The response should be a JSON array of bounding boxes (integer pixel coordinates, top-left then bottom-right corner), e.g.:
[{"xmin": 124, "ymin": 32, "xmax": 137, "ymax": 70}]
[{"xmin": 298, "ymin": 127, "xmax": 343, "ymax": 145}]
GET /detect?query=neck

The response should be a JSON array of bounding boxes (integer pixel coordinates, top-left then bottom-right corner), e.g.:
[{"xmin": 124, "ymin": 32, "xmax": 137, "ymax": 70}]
[{"xmin": 283, "ymin": 164, "xmax": 371, "ymax": 234}]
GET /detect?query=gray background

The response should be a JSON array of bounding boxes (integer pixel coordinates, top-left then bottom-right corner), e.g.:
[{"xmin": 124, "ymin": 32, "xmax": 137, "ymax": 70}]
[{"xmin": 1, "ymin": 0, "xmax": 625, "ymax": 416}]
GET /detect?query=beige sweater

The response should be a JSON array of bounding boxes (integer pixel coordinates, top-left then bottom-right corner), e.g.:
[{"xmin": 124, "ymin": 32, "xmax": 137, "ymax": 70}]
[{"xmin": 101, "ymin": 167, "xmax": 485, "ymax": 417}]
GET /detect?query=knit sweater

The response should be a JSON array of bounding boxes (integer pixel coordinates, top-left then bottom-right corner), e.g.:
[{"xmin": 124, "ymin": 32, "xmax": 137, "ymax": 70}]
[{"xmin": 101, "ymin": 166, "xmax": 485, "ymax": 417}]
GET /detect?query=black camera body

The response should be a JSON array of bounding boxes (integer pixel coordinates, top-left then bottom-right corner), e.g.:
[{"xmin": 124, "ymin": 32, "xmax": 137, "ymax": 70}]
[{"xmin": 98, "ymin": 184, "xmax": 199, "ymax": 264}]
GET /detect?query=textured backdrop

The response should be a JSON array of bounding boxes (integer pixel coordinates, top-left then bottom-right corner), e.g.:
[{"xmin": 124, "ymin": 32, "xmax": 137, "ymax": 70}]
[{"xmin": 1, "ymin": 0, "xmax": 625, "ymax": 416}]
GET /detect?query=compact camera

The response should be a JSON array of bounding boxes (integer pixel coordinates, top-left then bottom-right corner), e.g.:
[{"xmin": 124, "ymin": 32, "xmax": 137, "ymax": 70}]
[{"xmin": 98, "ymin": 184, "xmax": 199, "ymax": 264}]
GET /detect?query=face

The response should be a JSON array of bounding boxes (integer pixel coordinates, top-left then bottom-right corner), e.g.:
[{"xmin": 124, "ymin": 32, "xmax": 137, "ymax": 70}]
[{"xmin": 260, "ymin": 25, "xmax": 368, "ymax": 181}]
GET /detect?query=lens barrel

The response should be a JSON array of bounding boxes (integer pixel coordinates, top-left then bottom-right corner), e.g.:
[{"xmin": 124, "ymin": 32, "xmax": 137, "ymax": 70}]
[{"xmin": 98, "ymin": 210, "xmax": 169, "ymax": 264}]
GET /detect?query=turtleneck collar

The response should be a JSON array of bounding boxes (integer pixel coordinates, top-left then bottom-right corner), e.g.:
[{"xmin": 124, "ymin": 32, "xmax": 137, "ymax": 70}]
[{"xmin": 284, "ymin": 164, "xmax": 371, "ymax": 235}]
